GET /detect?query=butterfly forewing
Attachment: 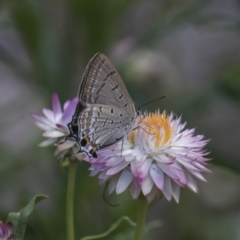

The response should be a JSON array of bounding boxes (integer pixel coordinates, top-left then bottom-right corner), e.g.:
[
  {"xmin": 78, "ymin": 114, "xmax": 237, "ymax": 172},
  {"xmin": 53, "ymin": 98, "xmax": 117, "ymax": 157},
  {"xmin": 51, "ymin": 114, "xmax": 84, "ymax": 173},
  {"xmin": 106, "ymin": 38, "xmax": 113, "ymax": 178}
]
[{"xmin": 79, "ymin": 53, "xmax": 135, "ymax": 116}]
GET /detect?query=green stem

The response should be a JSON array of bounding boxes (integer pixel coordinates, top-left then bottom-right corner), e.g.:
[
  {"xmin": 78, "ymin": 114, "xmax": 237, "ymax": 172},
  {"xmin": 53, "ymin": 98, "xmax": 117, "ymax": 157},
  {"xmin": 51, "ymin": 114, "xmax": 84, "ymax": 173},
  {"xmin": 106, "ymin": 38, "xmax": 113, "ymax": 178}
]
[
  {"xmin": 66, "ymin": 159, "xmax": 78, "ymax": 240},
  {"xmin": 134, "ymin": 195, "xmax": 148, "ymax": 240}
]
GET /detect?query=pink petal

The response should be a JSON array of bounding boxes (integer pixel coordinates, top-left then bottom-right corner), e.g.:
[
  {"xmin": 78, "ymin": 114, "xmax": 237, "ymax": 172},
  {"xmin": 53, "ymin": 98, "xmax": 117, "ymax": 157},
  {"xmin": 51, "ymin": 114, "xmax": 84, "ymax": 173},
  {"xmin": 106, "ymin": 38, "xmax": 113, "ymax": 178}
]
[
  {"xmin": 52, "ymin": 92, "xmax": 62, "ymax": 120},
  {"xmin": 63, "ymin": 100, "xmax": 71, "ymax": 111},
  {"xmin": 61, "ymin": 98, "xmax": 78, "ymax": 123},
  {"xmin": 158, "ymin": 162, "xmax": 187, "ymax": 185}
]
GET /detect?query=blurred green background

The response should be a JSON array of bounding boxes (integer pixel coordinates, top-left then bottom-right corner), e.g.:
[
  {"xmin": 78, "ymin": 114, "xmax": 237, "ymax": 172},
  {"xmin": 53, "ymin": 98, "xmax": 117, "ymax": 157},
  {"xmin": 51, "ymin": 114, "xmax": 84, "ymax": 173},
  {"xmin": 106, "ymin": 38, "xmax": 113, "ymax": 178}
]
[{"xmin": 0, "ymin": 0, "xmax": 240, "ymax": 239}]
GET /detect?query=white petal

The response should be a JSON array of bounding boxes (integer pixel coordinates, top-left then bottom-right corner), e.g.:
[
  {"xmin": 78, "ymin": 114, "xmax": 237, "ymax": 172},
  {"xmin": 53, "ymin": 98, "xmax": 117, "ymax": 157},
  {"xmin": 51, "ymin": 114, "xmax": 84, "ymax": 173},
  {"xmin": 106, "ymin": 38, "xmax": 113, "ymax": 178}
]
[
  {"xmin": 146, "ymin": 186, "xmax": 158, "ymax": 203},
  {"xmin": 109, "ymin": 175, "xmax": 119, "ymax": 194},
  {"xmin": 58, "ymin": 140, "xmax": 75, "ymax": 152},
  {"xmin": 153, "ymin": 154, "xmax": 174, "ymax": 164},
  {"xmin": 136, "ymin": 154, "xmax": 147, "ymax": 162},
  {"xmin": 38, "ymin": 138, "xmax": 56, "ymax": 147},
  {"xmin": 43, "ymin": 108, "xmax": 55, "ymax": 122},
  {"xmin": 31, "ymin": 113, "xmax": 56, "ymax": 128},
  {"xmin": 75, "ymin": 152, "xmax": 87, "ymax": 161},
  {"xmin": 158, "ymin": 162, "xmax": 187, "ymax": 185},
  {"xmin": 150, "ymin": 164, "xmax": 164, "ymax": 190},
  {"xmin": 141, "ymin": 176, "xmax": 154, "ymax": 195},
  {"xmin": 124, "ymin": 155, "xmax": 135, "ymax": 162},
  {"xmin": 162, "ymin": 175, "xmax": 172, "ymax": 201},
  {"xmin": 189, "ymin": 171, "xmax": 207, "ymax": 182},
  {"xmin": 106, "ymin": 161, "xmax": 129, "ymax": 175},
  {"xmin": 99, "ymin": 170, "xmax": 108, "ymax": 180},
  {"xmin": 43, "ymin": 130, "xmax": 65, "ymax": 138},
  {"xmin": 130, "ymin": 182, "xmax": 141, "ymax": 199},
  {"xmin": 105, "ymin": 157, "xmax": 124, "ymax": 166},
  {"xmin": 116, "ymin": 169, "xmax": 133, "ymax": 194},
  {"xmin": 35, "ymin": 122, "xmax": 52, "ymax": 131},
  {"xmin": 185, "ymin": 172, "xmax": 198, "ymax": 193},
  {"xmin": 192, "ymin": 161, "xmax": 211, "ymax": 172},
  {"xmin": 171, "ymin": 181, "xmax": 180, "ymax": 203},
  {"xmin": 137, "ymin": 158, "xmax": 152, "ymax": 179},
  {"xmin": 176, "ymin": 158, "xmax": 200, "ymax": 172},
  {"xmin": 114, "ymin": 149, "xmax": 132, "ymax": 156}
]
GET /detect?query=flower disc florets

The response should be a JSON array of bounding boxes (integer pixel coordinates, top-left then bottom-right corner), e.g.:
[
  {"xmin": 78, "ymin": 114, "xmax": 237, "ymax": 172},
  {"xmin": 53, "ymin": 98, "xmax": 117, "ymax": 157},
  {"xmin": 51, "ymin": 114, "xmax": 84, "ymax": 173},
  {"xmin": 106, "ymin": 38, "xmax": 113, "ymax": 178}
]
[{"xmin": 88, "ymin": 111, "xmax": 211, "ymax": 203}]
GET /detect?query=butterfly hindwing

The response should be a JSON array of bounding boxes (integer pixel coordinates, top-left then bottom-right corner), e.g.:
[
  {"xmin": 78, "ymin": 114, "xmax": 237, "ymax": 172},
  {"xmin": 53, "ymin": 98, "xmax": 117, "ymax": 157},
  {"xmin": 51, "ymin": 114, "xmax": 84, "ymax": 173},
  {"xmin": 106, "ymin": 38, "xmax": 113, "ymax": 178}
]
[{"xmin": 78, "ymin": 104, "xmax": 135, "ymax": 148}]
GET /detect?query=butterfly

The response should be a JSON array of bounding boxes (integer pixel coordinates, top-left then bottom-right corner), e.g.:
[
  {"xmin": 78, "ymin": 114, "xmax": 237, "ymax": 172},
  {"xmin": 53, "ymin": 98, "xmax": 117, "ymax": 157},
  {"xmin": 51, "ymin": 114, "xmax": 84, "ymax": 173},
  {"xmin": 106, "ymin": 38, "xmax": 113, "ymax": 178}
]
[{"xmin": 67, "ymin": 53, "xmax": 138, "ymax": 158}]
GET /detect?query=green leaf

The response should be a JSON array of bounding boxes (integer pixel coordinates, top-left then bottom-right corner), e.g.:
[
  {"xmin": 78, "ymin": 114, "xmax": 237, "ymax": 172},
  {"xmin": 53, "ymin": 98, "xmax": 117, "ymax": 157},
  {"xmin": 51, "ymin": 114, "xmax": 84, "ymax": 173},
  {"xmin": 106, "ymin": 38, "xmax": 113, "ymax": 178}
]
[{"xmin": 6, "ymin": 194, "xmax": 48, "ymax": 239}]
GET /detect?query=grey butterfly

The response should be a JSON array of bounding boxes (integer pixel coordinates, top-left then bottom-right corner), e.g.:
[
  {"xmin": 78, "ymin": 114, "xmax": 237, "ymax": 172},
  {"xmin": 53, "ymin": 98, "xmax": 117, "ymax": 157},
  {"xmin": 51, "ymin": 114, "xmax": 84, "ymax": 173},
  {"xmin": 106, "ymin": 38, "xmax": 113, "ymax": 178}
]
[{"xmin": 68, "ymin": 53, "xmax": 138, "ymax": 158}]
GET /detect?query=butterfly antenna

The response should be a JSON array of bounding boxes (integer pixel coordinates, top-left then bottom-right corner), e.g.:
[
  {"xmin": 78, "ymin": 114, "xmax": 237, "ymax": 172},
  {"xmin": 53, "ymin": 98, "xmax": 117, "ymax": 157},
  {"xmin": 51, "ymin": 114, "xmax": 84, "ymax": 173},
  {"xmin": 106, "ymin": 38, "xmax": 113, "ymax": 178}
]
[{"xmin": 137, "ymin": 96, "xmax": 165, "ymax": 111}]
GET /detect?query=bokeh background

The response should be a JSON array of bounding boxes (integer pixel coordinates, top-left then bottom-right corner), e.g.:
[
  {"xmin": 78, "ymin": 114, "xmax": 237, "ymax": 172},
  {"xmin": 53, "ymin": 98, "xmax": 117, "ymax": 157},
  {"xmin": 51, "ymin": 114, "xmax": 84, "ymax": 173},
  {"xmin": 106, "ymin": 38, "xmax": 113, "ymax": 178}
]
[{"xmin": 0, "ymin": 0, "xmax": 240, "ymax": 239}]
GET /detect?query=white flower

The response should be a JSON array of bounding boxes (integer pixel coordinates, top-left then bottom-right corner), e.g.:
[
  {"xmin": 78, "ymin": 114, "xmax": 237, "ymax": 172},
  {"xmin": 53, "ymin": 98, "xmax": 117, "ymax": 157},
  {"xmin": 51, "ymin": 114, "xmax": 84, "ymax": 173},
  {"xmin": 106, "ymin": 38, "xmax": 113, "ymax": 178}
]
[
  {"xmin": 31, "ymin": 92, "xmax": 80, "ymax": 158},
  {"xmin": 87, "ymin": 111, "xmax": 211, "ymax": 203}
]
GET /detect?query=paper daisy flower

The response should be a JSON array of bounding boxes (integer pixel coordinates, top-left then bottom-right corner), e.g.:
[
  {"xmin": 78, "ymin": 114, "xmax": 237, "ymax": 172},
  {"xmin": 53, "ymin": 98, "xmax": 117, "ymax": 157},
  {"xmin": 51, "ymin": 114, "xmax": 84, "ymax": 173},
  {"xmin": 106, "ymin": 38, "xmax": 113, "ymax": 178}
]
[
  {"xmin": 31, "ymin": 92, "xmax": 79, "ymax": 158},
  {"xmin": 87, "ymin": 111, "xmax": 211, "ymax": 203},
  {"xmin": 0, "ymin": 221, "xmax": 13, "ymax": 240}
]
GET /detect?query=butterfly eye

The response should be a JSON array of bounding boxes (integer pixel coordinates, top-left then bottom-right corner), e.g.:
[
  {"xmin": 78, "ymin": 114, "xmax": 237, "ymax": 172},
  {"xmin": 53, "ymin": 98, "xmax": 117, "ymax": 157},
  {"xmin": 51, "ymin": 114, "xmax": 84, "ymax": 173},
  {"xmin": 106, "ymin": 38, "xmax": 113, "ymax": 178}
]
[
  {"xmin": 81, "ymin": 138, "xmax": 87, "ymax": 147},
  {"xmin": 71, "ymin": 124, "xmax": 78, "ymax": 134}
]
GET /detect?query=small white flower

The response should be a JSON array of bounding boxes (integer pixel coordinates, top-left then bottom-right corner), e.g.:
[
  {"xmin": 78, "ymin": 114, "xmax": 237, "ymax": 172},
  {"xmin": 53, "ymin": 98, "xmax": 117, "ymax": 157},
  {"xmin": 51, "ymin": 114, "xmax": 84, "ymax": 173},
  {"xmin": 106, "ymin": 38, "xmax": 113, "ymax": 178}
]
[
  {"xmin": 31, "ymin": 92, "xmax": 81, "ymax": 158},
  {"xmin": 87, "ymin": 111, "xmax": 211, "ymax": 203}
]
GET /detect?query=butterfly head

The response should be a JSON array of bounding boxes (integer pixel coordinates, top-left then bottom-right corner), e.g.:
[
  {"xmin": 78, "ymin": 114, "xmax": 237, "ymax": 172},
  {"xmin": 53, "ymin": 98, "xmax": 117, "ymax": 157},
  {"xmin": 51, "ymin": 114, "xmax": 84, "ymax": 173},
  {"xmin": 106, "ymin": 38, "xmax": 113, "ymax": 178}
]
[{"xmin": 66, "ymin": 101, "xmax": 86, "ymax": 141}]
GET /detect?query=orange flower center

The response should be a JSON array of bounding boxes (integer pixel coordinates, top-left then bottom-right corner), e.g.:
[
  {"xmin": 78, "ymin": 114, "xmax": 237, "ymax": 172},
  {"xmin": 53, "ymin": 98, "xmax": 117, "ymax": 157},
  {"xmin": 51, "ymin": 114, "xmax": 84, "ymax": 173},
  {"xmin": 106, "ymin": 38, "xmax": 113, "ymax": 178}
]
[{"xmin": 128, "ymin": 113, "xmax": 172, "ymax": 148}]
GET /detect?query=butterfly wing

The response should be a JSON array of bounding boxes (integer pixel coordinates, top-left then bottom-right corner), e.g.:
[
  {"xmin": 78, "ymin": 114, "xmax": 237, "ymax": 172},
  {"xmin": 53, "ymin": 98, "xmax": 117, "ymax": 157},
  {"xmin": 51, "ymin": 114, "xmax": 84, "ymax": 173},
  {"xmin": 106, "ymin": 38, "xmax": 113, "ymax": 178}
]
[
  {"xmin": 79, "ymin": 104, "xmax": 135, "ymax": 146},
  {"xmin": 77, "ymin": 104, "xmax": 136, "ymax": 156},
  {"xmin": 68, "ymin": 53, "xmax": 138, "ymax": 158},
  {"xmin": 78, "ymin": 53, "xmax": 136, "ymax": 117}
]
